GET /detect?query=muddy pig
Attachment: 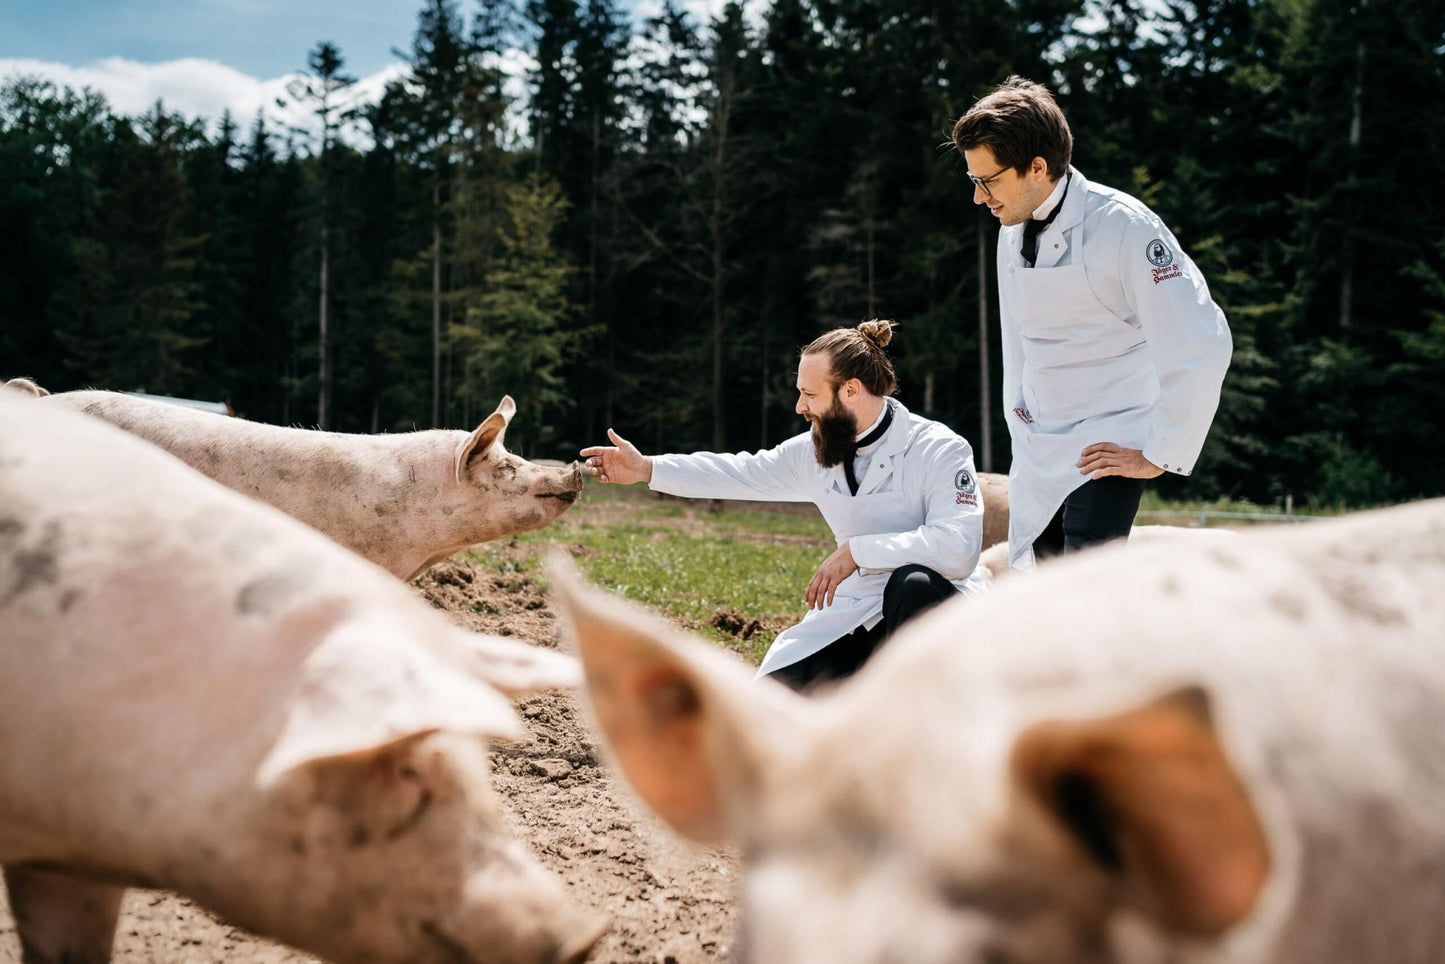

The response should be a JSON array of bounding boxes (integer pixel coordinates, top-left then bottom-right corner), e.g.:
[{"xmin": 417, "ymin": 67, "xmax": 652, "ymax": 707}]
[
  {"xmin": 0, "ymin": 388, "xmax": 607, "ymax": 963},
  {"xmin": 36, "ymin": 388, "xmax": 582, "ymax": 580},
  {"xmin": 551, "ymin": 500, "xmax": 1445, "ymax": 963}
]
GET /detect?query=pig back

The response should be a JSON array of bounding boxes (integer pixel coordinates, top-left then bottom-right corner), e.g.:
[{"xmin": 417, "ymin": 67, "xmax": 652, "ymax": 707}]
[{"xmin": 0, "ymin": 393, "xmax": 411, "ymax": 854}]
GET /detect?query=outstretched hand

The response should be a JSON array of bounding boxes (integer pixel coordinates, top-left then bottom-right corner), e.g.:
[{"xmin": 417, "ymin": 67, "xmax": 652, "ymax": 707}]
[
  {"xmin": 580, "ymin": 429, "xmax": 653, "ymax": 485},
  {"xmin": 805, "ymin": 542, "xmax": 858, "ymax": 611},
  {"xmin": 1077, "ymin": 442, "xmax": 1164, "ymax": 480}
]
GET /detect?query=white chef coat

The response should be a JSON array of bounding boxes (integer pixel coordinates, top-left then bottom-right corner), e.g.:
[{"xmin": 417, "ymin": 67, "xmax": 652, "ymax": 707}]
[
  {"xmin": 648, "ymin": 399, "xmax": 988, "ymax": 676},
  {"xmin": 999, "ymin": 166, "xmax": 1233, "ymax": 570}
]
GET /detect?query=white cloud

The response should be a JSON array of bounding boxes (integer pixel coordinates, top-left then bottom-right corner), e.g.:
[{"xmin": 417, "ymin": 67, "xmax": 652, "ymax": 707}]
[
  {"xmin": 630, "ymin": 0, "xmax": 741, "ymax": 28},
  {"xmin": 0, "ymin": 55, "xmax": 407, "ymax": 145}
]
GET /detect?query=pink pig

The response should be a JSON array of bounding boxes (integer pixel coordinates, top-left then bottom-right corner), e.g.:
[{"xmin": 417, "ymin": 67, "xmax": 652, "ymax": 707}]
[
  {"xmin": 38, "ymin": 388, "xmax": 582, "ymax": 580},
  {"xmin": 0, "ymin": 388, "xmax": 606, "ymax": 963},
  {"xmin": 553, "ymin": 499, "xmax": 1445, "ymax": 963}
]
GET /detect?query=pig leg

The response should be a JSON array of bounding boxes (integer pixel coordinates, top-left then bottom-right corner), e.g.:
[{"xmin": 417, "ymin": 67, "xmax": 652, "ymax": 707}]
[{"xmin": 4, "ymin": 865, "xmax": 123, "ymax": 964}]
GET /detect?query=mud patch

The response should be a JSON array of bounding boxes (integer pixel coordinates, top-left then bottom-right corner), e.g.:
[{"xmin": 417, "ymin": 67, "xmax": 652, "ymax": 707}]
[{"xmin": 710, "ymin": 608, "xmax": 765, "ymax": 641}]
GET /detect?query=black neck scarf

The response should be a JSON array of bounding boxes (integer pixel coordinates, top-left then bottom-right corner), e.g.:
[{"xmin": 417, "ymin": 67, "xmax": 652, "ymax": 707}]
[
  {"xmin": 1022, "ymin": 175, "xmax": 1071, "ymax": 268},
  {"xmin": 843, "ymin": 402, "xmax": 894, "ymax": 496}
]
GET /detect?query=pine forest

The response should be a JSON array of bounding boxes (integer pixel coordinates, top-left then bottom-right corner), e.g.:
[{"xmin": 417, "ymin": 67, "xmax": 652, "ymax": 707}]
[{"xmin": 3, "ymin": 0, "xmax": 1444, "ymax": 508}]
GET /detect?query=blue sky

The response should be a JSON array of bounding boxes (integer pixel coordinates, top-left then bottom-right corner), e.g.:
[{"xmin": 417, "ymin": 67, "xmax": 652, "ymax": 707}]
[
  {"xmin": 1, "ymin": 0, "xmax": 725, "ymax": 137},
  {"xmin": 5, "ymin": 0, "xmax": 445, "ymax": 80}
]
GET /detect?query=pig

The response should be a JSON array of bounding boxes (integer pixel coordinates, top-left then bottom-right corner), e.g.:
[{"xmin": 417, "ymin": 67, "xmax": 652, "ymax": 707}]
[
  {"xmin": 1, "ymin": 376, "xmax": 49, "ymax": 396},
  {"xmin": 0, "ymin": 388, "xmax": 607, "ymax": 964},
  {"xmin": 977, "ymin": 471, "xmax": 1009, "ymax": 551},
  {"xmin": 549, "ymin": 498, "xmax": 1445, "ymax": 963},
  {"xmin": 36, "ymin": 389, "xmax": 583, "ymax": 580},
  {"xmin": 978, "ymin": 524, "xmax": 1246, "ymax": 584}
]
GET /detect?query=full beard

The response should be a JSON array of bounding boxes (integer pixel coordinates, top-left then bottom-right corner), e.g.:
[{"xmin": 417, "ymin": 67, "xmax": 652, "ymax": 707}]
[{"xmin": 810, "ymin": 396, "xmax": 859, "ymax": 468}]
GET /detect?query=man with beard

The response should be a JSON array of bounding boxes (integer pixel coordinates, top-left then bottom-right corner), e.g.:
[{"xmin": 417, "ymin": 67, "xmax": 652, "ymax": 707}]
[{"xmin": 580, "ymin": 320, "xmax": 987, "ymax": 690}]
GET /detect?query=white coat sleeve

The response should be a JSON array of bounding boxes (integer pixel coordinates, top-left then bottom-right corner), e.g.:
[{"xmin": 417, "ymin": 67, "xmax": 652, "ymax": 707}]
[
  {"xmin": 848, "ymin": 433, "xmax": 984, "ymax": 581},
  {"xmin": 997, "ymin": 228, "xmax": 1026, "ymax": 426},
  {"xmin": 1118, "ymin": 217, "xmax": 1233, "ymax": 475},
  {"xmin": 649, "ymin": 432, "xmax": 812, "ymax": 502}
]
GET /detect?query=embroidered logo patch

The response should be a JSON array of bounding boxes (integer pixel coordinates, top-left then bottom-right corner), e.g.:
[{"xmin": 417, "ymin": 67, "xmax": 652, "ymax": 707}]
[
  {"xmin": 953, "ymin": 468, "xmax": 978, "ymax": 506},
  {"xmin": 1012, "ymin": 406, "xmax": 1035, "ymax": 425},
  {"xmin": 1146, "ymin": 239, "xmax": 1174, "ymax": 268}
]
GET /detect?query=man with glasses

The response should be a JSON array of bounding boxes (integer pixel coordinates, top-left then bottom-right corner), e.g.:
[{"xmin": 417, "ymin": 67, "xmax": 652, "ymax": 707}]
[{"xmin": 952, "ymin": 76, "xmax": 1232, "ymax": 571}]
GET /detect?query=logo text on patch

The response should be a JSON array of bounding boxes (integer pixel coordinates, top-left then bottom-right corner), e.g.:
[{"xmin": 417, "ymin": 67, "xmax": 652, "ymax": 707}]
[{"xmin": 1152, "ymin": 263, "xmax": 1184, "ymax": 284}]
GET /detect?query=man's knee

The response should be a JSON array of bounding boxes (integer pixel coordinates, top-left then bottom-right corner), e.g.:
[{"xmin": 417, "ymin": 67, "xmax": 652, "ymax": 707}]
[
  {"xmin": 885, "ymin": 563, "xmax": 942, "ymax": 600},
  {"xmin": 883, "ymin": 564, "xmax": 956, "ymax": 630}
]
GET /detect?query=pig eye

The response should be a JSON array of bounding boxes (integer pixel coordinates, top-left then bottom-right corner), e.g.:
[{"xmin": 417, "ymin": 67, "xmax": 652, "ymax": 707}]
[{"xmin": 382, "ymin": 761, "xmax": 433, "ymax": 840}]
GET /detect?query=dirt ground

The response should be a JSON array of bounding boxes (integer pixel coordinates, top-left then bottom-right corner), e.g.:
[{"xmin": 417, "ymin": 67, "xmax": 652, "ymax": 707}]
[{"xmin": 0, "ymin": 553, "xmax": 743, "ymax": 964}]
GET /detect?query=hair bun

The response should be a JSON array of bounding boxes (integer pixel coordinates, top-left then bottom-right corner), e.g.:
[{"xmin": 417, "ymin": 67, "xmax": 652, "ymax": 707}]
[{"xmin": 857, "ymin": 319, "xmax": 896, "ymax": 349}]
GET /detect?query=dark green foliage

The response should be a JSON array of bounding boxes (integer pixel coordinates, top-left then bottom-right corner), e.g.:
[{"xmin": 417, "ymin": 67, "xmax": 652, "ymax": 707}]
[
  {"xmin": 54, "ymin": 102, "xmax": 209, "ymax": 395},
  {"xmin": 2, "ymin": 0, "xmax": 1441, "ymax": 504}
]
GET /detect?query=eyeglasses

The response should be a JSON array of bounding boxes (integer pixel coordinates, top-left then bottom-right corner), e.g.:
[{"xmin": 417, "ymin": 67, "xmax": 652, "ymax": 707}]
[{"xmin": 967, "ymin": 165, "xmax": 1010, "ymax": 198}]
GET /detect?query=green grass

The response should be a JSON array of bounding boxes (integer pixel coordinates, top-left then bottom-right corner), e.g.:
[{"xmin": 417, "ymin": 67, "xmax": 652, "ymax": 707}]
[
  {"xmin": 468, "ymin": 482, "xmax": 1350, "ymax": 664},
  {"xmin": 1136, "ymin": 491, "xmax": 1343, "ymax": 527},
  {"xmin": 463, "ymin": 482, "xmax": 833, "ymax": 661}
]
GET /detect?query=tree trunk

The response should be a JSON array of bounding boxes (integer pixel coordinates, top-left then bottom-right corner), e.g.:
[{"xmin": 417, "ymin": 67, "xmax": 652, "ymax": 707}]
[
  {"xmin": 977, "ymin": 214, "xmax": 992, "ymax": 472},
  {"xmin": 1340, "ymin": 36, "xmax": 1365, "ymax": 334},
  {"xmin": 432, "ymin": 178, "xmax": 442, "ymax": 428},
  {"xmin": 710, "ymin": 78, "xmax": 732, "ymax": 452},
  {"xmin": 444, "ymin": 268, "xmax": 454, "ymax": 429},
  {"xmin": 760, "ymin": 323, "xmax": 769, "ymax": 449},
  {"xmin": 866, "ymin": 219, "xmax": 876, "ymax": 317},
  {"xmin": 318, "ymin": 220, "xmax": 329, "ymax": 430}
]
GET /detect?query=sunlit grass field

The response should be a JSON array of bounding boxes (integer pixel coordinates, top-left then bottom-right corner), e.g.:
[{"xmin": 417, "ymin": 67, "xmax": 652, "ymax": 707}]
[
  {"xmin": 464, "ymin": 481, "xmax": 834, "ymax": 662},
  {"xmin": 464, "ymin": 479, "xmax": 1325, "ymax": 664}
]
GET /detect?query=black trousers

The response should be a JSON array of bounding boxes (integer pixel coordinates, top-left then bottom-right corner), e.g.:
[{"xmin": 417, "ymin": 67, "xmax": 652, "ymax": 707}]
[
  {"xmin": 767, "ymin": 564, "xmax": 960, "ymax": 693},
  {"xmin": 1032, "ymin": 476, "xmax": 1146, "ymax": 561}
]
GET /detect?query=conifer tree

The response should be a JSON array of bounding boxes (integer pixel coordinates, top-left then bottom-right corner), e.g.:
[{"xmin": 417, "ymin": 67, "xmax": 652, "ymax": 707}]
[
  {"xmin": 283, "ymin": 40, "xmax": 358, "ymax": 428},
  {"xmin": 455, "ymin": 176, "xmax": 582, "ymax": 454}
]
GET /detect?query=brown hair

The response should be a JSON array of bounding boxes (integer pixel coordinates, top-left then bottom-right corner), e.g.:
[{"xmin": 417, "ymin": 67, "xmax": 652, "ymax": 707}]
[
  {"xmin": 951, "ymin": 75, "xmax": 1072, "ymax": 180},
  {"xmin": 802, "ymin": 319, "xmax": 899, "ymax": 397}
]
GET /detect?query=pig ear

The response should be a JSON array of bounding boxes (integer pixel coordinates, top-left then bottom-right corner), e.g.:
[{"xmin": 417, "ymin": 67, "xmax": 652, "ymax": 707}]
[
  {"xmin": 256, "ymin": 619, "xmax": 526, "ymax": 788},
  {"xmin": 446, "ymin": 630, "xmax": 583, "ymax": 695},
  {"xmin": 454, "ymin": 395, "xmax": 517, "ymax": 483},
  {"xmin": 546, "ymin": 552, "xmax": 802, "ymax": 843},
  {"xmin": 1010, "ymin": 686, "xmax": 1271, "ymax": 936},
  {"xmin": 3, "ymin": 377, "xmax": 49, "ymax": 397}
]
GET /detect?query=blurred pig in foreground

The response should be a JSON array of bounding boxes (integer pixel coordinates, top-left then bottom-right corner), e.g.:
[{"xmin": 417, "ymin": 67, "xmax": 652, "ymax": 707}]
[
  {"xmin": 551, "ymin": 500, "xmax": 1445, "ymax": 964},
  {"xmin": 37, "ymin": 388, "xmax": 582, "ymax": 580},
  {"xmin": 0, "ymin": 388, "xmax": 606, "ymax": 964}
]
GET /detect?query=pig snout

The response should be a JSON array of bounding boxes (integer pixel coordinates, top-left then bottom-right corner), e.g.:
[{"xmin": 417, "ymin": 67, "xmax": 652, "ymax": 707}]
[
  {"xmin": 441, "ymin": 853, "xmax": 610, "ymax": 964},
  {"xmin": 423, "ymin": 914, "xmax": 607, "ymax": 964},
  {"xmin": 554, "ymin": 913, "xmax": 610, "ymax": 964},
  {"xmin": 538, "ymin": 462, "xmax": 585, "ymax": 504}
]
